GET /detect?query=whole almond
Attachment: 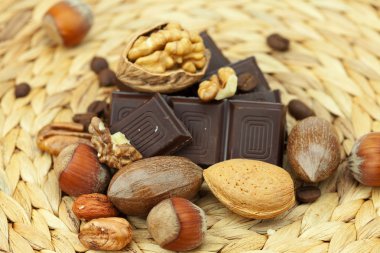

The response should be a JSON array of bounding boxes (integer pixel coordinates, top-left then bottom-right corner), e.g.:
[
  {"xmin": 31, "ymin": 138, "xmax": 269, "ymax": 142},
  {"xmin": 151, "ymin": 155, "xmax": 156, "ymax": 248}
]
[
  {"xmin": 72, "ymin": 193, "xmax": 118, "ymax": 220},
  {"xmin": 204, "ymin": 159, "xmax": 295, "ymax": 219}
]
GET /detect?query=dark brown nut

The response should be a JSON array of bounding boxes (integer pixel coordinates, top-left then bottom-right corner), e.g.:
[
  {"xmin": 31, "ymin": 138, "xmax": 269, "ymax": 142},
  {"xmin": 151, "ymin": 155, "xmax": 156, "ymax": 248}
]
[
  {"xmin": 72, "ymin": 113, "xmax": 96, "ymax": 131},
  {"xmin": 72, "ymin": 193, "xmax": 118, "ymax": 220},
  {"xmin": 237, "ymin": 72, "xmax": 258, "ymax": 92},
  {"xmin": 37, "ymin": 122, "xmax": 92, "ymax": 155},
  {"xmin": 98, "ymin": 69, "xmax": 120, "ymax": 87},
  {"xmin": 90, "ymin": 57, "xmax": 109, "ymax": 74},
  {"xmin": 15, "ymin": 83, "xmax": 31, "ymax": 98},
  {"xmin": 108, "ymin": 156, "xmax": 203, "ymax": 216},
  {"xmin": 296, "ymin": 186, "xmax": 321, "ymax": 203},
  {"xmin": 288, "ymin": 99, "xmax": 315, "ymax": 120},
  {"xmin": 87, "ymin": 101, "xmax": 108, "ymax": 116},
  {"xmin": 266, "ymin": 33, "xmax": 290, "ymax": 52}
]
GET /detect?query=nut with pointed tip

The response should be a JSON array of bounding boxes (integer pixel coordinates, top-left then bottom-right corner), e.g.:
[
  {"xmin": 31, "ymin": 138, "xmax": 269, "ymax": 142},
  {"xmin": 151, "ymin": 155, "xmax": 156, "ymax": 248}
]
[
  {"xmin": 147, "ymin": 197, "xmax": 206, "ymax": 252},
  {"xmin": 348, "ymin": 132, "xmax": 380, "ymax": 186},
  {"xmin": 72, "ymin": 193, "xmax": 118, "ymax": 220},
  {"xmin": 42, "ymin": 0, "xmax": 93, "ymax": 47},
  {"xmin": 287, "ymin": 117, "xmax": 341, "ymax": 183},
  {"xmin": 54, "ymin": 143, "xmax": 110, "ymax": 196},
  {"xmin": 79, "ymin": 217, "xmax": 132, "ymax": 251}
]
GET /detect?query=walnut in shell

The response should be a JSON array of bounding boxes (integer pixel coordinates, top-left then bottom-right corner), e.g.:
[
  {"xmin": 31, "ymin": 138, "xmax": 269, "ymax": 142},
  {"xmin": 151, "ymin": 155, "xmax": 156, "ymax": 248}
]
[
  {"xmin": 116, "ymin": 22, "xmax": 210, "ymax": 93},
  {"xmin": 88, "ymin": 117, "xmax": 142, "ymax": 169}
]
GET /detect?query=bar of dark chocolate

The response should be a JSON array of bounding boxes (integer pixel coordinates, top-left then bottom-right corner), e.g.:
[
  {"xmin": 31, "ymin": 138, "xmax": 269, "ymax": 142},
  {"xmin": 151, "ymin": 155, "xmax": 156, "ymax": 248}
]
[
  {"xmin": 200, "ymin": 31, "xmax": 230, "ymax": 74},
  {"xmin": 110, "ymin": 93, "xmax": 192, "ymax": 157},
  {"xmin": 232, "ymin": 90, "xmax": 281, "ymax": 103},
  {"xmin": 171, "ymin": 98, "xmax": 285, "ymax": 166}
]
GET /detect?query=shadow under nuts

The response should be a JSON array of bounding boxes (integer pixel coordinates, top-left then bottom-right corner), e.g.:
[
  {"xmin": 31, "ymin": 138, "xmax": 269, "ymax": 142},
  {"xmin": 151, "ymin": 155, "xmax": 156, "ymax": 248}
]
[
  {"xmin": 204, "ymin": 159, "xmax": 295, "ymax": 219},
  {"xmin": 79, "ymin": 217, "xmax": 132, "ymax": 251},
  {"xmin": 287, "ymin": 117, "xmax": 341, "ymax": 183},
  {"xmin": 107, "ymin": 156, "xmax": 203, "ymax": 216}
]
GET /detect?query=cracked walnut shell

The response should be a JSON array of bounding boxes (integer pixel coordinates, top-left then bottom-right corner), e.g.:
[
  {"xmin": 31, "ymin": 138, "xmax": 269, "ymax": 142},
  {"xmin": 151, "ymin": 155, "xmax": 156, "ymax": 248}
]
[{"xmin": 116, "ymin": 22, "xmax": 210, "ymax": 93}]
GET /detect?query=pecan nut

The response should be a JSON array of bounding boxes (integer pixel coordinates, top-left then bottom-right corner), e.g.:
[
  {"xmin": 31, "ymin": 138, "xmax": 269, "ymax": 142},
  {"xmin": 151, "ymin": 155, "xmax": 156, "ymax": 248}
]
[{"xmin": 37, "ymin": 122, "xmax": 92, "ymax": 156}]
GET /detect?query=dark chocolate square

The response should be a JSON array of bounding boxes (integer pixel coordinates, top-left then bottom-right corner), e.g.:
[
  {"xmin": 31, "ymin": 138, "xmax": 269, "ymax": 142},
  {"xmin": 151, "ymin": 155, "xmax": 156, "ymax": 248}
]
[{"xmin": 110, "ymin": 93, "xmax": 192, "ymax": 157}]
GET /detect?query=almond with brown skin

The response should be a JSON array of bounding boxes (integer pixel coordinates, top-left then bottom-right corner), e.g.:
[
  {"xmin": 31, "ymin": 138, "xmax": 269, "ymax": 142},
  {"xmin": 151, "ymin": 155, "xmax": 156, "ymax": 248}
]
[{"xmin": 72, "ymin": 193, "xmax": 118, "ymax": 220}]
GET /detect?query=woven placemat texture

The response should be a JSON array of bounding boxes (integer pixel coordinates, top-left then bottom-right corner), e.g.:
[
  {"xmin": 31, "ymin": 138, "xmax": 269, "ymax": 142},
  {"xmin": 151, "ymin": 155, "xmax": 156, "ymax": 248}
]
[{"xmin": 1, "ymin": 0, "xmax": 380, "ymax": 252}]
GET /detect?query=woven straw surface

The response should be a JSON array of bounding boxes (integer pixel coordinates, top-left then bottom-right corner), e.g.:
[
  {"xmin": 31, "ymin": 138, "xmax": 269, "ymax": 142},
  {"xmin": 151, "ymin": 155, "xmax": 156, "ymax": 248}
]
[{"xmin": 1, "ymin": 0, "xmax": 380, "ymax": 252}]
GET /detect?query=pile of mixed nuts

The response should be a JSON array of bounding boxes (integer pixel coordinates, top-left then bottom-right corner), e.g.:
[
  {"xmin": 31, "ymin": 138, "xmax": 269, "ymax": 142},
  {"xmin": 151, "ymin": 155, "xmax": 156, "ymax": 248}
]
[{"xmin": 30, "ymin": 0, "xmax": 380, "ymax": 252}]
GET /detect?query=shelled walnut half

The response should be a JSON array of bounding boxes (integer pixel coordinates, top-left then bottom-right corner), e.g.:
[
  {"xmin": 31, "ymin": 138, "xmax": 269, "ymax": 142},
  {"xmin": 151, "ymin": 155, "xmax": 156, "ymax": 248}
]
[
  {"xmin": 116, "ymin": 22, "xmax": 210, "ymax": 93},
  {"xmin": 88, "ymin": 117, "xmax": 142, "ymax": 169},
  {"xmin": 198, "ymin": 67, "xmax": 238, "ymax": 102}
]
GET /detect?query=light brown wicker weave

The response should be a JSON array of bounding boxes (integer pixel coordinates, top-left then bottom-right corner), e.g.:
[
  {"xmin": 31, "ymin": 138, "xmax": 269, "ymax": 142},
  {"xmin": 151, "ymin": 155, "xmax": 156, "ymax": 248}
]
[{"xmin": 1, "ymin": 0, "xmax": 380, "ymax": 252}]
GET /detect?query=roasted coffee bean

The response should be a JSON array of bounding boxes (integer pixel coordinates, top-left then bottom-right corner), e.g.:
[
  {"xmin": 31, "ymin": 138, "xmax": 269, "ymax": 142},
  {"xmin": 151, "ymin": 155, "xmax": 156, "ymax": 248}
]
[
  {"xmin": 73, "ymin": 113, "xmax": 97, "ymax": 131},
  {"xmin": 237, "ymin": 72, "xmax": 258, "ymax": 92},
  {"xmin": 288, "ymin": 99, "xmax": 315, "ymax": 120},
  {"xmin": 266, "ymin": 33, "xmax": 290, "ymax": 52},
  {"xmin": 296, "ymin": 186, "xmax": 321, "ymax": 203},
  {"xmin": 87, "ymin": 101, "xmax": 108, "ymax": 116},
  {"xmin": 90, "ymin": 56, "xmax": 109, "ymax": 73},
  {"xmin": 15, "ymin": 83, "xmax": 31, "ymax": 98},
  {"xmin": 98, "ymin": 69, "xmax": 120, "ymax": 87}
]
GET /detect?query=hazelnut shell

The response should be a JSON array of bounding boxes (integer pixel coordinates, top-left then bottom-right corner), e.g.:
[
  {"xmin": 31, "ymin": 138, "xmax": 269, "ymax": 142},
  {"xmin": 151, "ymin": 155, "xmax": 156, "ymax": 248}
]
[
  {"xmin": 147, "ymin": 197, "xmax": 206, "ymax": 251},
  {"xmin": 55, "ymin": 143, "xmax": 110, "ymax": 196},
  {"xmin": 287, "ymin": 117, "xmax": 341, "ymax": 183},
  {"xmin": 349, "ymin": 132, "xmax": 380, "ymax": 186}
]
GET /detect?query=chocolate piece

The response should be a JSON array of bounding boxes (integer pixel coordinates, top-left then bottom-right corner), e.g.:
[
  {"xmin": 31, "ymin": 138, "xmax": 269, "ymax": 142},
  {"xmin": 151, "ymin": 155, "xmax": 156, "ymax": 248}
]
[
  {"xmin": 172, "ymin": 98, "xmax": 227, "ymax": 166},
  {"xmin": 266, "ymin": 33, "xmax": 290, "ymax": 52},
  {"xmin": 200, "ymin": 31, "xmax": 230, "ymax": 74},
  {"xmin": 226, "ymin": 100, "xmax": 285, "ymax": 165},
  {"xmin": 170, "ymin": 98, "xmax": 285, "ymax": 166},
  {"xmin": 237, "ymin": 72, "xmax": 258, "ymax": 92},
  {"xmin": 204, "ymin": 57, "xmax": 270, "ymax": 92},
  {"xmin": 90, "ymin": 57, "xmax": 109, "ymax": 73},
  {"xmin": 110, "ymin": 92, "xmax": 152, "ymax": 125},
  {"xmin": 15, "ymin": 82, "xmax": 31, "ymax": 98},
  {"xmin": 232, "ymin": 90, "xmax": 281, "ymax": 103},
  {"xmin": 110, "ymin": 93, "xmax": 192, "ymax": 157}
]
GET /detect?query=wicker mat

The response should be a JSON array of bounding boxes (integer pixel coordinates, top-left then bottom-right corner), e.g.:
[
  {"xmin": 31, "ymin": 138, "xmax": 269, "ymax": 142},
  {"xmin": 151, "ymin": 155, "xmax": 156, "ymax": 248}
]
[{"xmin": 1, "ymin": 0, "xmax": 380, "ymax": 252}]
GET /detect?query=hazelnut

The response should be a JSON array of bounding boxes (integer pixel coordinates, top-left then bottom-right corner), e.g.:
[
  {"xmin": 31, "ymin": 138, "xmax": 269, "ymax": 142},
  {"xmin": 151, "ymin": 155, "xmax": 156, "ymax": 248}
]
[
  {"xmin": 42, "ymin": 0, "xmax": 93, "ymax": 47},
  {"xmin": 348, "ymin": 132, "xmax": 380, "ymax": 186},
  {"xmin": 54, "ymin": 143, "xmax": 110, "ymax": 196},
  {"xmin": 287, "ymin": 117, "xmax": 341, "ymax": 183},
  {"xmin": 72, "ymin": 193, "xmax": 118, "ymax": 220},
  {"xmin": 79, "ymin": 217, "xmax": 132, "ymax": 251},
  {"xmin": 147, "ymin": 197, "xmax": 206, "ymax": 252}
]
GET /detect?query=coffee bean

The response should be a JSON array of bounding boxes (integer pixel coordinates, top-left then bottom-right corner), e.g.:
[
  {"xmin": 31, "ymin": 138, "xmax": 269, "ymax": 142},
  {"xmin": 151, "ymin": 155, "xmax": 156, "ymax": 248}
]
[
  {"xmin": 266, "ymin": 33, "xmax": 290, "ymax": 52},
  {"xmin": 98, "ymin": 69, "xmax": 119, "ymax": 87},
  {"xmin": 296, "ymin": 186, "xmax": 321, "ymax": 203},
  {"xmin": 288, "ymin": 99, "xmax": 315, "ymax": 120},
  {"xmin": 90, "ymin": 57, "xmax": 109, "ymax": 73},
  {"xmin": 15, "ymin": 83, "xmax": 31, "ymax": 98},
  {"xmin": 72, "ymin": 113, "xmax": 97, "ymax": 131},
  {"xmin": 87, "ymin": 100, "xmax": 109, "ymax": 116},
  {"xmin": 237, "ymin": 72, "xmax": 258, "ymax": 92}
]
